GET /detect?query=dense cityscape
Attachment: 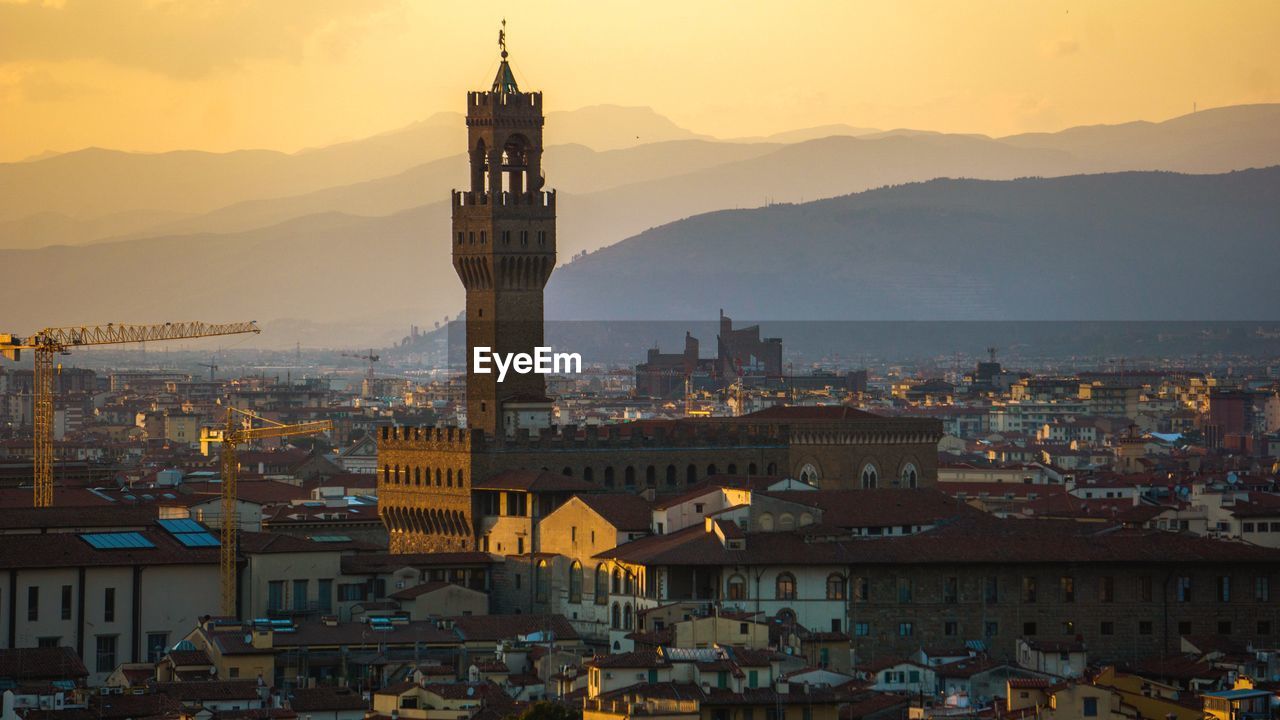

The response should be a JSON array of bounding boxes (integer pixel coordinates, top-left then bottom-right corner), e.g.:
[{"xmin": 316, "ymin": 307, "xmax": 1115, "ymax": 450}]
[{"xmin": 2, "ymin": 8, "xmax": 1280, "ymax": 720}]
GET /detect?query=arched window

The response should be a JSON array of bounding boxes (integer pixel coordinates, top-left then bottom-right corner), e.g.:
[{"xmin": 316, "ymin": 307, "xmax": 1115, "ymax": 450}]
[
  {"xmin": 612, "ymin": 568, "xmax": 622, "ymax": 594},
  {"xmin": 798, "ymin": 463, "xmax": 819, "ymax": 486},
  {"xmin": 383, "ymin": 464, "xmax": 390, "ymax": 483},
  {"xmin": 569, "ymin": 562, "xmax": 583, "ymax": 604},
  {"xmin": 563, "ymin": 466, "xmax": 574, "ymax": 476},
  {"xmin": 457, "ymin": 470, "xmax": 465, "ymax": 488},
  {"xmin": 645, "ymin": 466, "xmax": 656, "ymax": 487},
  {"xmin": 766, "ymin": 462, "xmax": 777, "ymax": 475},
  {"xmin": 861, "ymin": 464, "xmax": 879, "ymax": 489},
  {"xmin": 901, "ymin": 463, "xmax": 919, "ymax": 488},
  {"xmin": 779, "ymin": 513, "xmax": 796, "ymax": 531},
  {"xmin": 413, "ymin": 467, "xmax": 421, "ymax": 485},
  {"xmin": 393, "ymin": 464, "xmax": 400, "ymax": 484},
  {"xmin": 535, "ymin": 560, "xmax": 549, "ymax": 603},
  {"xmin": 748, "ymin": 463, "xmax": 758, "ymax": 475},
  {"xmin": 623, "ymin": 603, "xmax": 633, "ymax": 630},
  {"xmin": 436, "ymin": 469, "xmax": 443, "ymax": 487},
  {"xmin": 727, "ymin": 574, "xmax": 747, "ymax": 601},
  {"xmin": 611, "ymin": 602, "xmax": 621, "ymax": 629},
  {"xmin": 799, "ymin": 512, "xmax": 815, "ymax": 527},
  {"xmin": 686, "ymin": 465, "xmax": 697, "ymax": 484},
  {"xmin": 826, "ymin": 573, "xmax": 847, "ymax": 600},
  {"xmin": 666, "ymin": 465, "xmax": 677, "ymax": 487},
  {"xmin": 584, "ymin": 467, "xmax": 595, "ymax": 483},
  {"xmin": 624, "ymin": 571, "xmax": 634, "ymax": 596},
  {"xmin": 595, "ymin": 564, "xmax": 609, "ymax": 604},
  {"xmin": 624, "ymin": 466, "xmax": 636, "ymax": 487},
  {"xmin": 707, "ymin": 464, "xmax": 718, "ymax": 478},
  {"xmin": 776, "ymin": 572, "xmax": 797, "ymax": 600},
  {"xmin": 447, "ymin": 469, "xmax": 453, "ymax": 487},
  {"xmin": 777, "ymin": 608, "xmax": 797, "ymax": 624},
  {"xmin": 727, "ymin": 463, "xmax": 737, "ymax": 475},
  {"xmin": 604, "ymin": 467, "xmax": 615, "ymax": 488},
  {"xmin": 758, "ymin": 513, "xmax": 775, "ymax": 531}
]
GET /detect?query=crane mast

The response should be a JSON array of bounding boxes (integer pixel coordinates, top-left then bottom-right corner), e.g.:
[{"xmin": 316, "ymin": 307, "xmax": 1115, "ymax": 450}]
[
  {"xmin": 0, "ymin": 321, "xmax": 260, "ymax": 507},
  {"xmin": 217, "ymin": 408, "xmax": 332, "ymax": 616}
]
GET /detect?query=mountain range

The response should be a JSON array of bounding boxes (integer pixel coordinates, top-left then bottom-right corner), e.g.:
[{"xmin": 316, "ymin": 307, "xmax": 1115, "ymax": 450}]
[{"xmin": 0, "ymin": 103, "xmax": 1277, "ymax": 347}]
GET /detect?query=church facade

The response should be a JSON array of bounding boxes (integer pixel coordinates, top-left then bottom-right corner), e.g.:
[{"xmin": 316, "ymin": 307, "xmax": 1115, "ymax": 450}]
[{"xmin": 377, "ymin": 51, "xmax": 942, "ymax": 554}]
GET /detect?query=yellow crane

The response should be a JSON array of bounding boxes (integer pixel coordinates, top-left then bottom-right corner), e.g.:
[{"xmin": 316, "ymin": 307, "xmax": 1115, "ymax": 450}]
[
  {"xmin": 216, "ymin": 408, "xmax": 331, "ymax": 616},
  {"xmin": 0, "ymin": 321, "xmax": 260, "ymax": 507}
]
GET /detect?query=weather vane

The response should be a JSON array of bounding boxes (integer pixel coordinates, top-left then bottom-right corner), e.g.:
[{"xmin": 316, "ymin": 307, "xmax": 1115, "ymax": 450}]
[{"xmin": 498, "ymin": 18, "xmax": 507, "ymax": 59}]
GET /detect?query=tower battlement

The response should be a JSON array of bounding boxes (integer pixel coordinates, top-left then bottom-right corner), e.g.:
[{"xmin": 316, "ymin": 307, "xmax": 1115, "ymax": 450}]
[
  {"xmin": 452, "ymin": 189, "xmax": 556, "ymax": 213},
  {"xmin": 466, "ymin": 90, "xmax": 543, "ymax": 119}
]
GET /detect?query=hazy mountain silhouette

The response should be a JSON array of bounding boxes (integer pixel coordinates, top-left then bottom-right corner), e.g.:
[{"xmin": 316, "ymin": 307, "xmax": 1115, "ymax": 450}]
[
  {"xmin": 1, "ymin": 168, "xmax": 1274, "ymax": 348},
  {"xmin": 547, "ymin": 168, "xmax": 1280, "ymax": 322}
]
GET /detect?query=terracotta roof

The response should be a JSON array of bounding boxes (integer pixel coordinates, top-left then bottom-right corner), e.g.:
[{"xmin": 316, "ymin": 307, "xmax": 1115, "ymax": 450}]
[
  {"xmin": 389, "ymin": 581, "xmax": 476, "ymax": 600},
  {"xmin": 0, "ymin": 503, "xmax": 158, "ymax": 531},
  {"xmin": 577, "ymin": 493, "xmax": 654, "ymax": 531},
  {"xmin": 156, "ymin": 680, "xmax": 262, "ymax": 702},
  {"xmin": 588, "ymin": 649, "xmax": 670, "ymax": 669},
  {"xmin": 341, "ymin": 552, "xmax": 499, "ymax": 574},
  {"xmin": 238, "ymin": 531, "xmax": 379, "ymax": 555},
  {"xmin": 164, "ymin": 649, "xmax": 212, "ymax": 667},
  {"xmin": 288, "ymin": 687, "xmax": 368, "ymax": 712},
  {"xmin": 0, "ymin": 526, "xmax": 218, "ymax": 569},
  {"xmin": 0, "ymin": 647, "xmax": 88, "ymax": 680},
  {"xmin": 450, "ymin": 614, "xmax": 580, "ymax": 642},
  {"xmin": 763, "ymin": 488, "xmax": 980, "ymax": 528},
  {"xmin": 474, "ymin": 469, "xmax": 596, "ymax": 493},
  {"xmin": 742, "ymin": 406, "xmax": 882, "ymax": 421}
]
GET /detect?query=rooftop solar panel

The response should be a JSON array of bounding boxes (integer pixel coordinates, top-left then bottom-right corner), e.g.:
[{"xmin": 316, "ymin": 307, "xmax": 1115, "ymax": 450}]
[
  {"xmin": 158, "ymin": 518, "xmax": 206, "ymax": 534},
  {"xmin": 81, "ymin": 532, "xmax": 155, "ymax": 549},
  {"xmin": 174, "ymin": 532, "xmax": 220, "ymax": 548}
]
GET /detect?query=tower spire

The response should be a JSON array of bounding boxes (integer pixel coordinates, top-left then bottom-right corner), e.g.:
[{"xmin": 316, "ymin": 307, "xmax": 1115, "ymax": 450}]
[{"xmin": 492, "ymin": 19, "xmax": 519, "ymax": 94}]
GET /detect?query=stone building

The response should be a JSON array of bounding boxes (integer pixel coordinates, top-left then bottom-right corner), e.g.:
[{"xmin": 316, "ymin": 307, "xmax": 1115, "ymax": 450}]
[{"xmin": 377, "ymin": 46, "xmax": 941, "ymax": 555}]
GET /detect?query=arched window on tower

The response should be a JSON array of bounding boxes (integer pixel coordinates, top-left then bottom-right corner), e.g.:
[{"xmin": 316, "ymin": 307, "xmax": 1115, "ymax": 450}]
[
  {"xmin": 569, "ymin": 562, "xmax": 583, "ymax": 604},
  {"xmin": 901, "ymin": 463, "xmax": 919, "ymax": 488},
  {"xmin": 861, "ymin": 464, "xmax": 879, "ymax": 489}
]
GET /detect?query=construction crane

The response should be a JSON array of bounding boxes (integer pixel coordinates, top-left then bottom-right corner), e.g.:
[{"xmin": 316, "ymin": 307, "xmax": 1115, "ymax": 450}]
[
  {"xmin": 198, "ymin": 361, "xmax": 218, "ymax": 382},
  {"xmin": 216, "ymin": 408, "xmax": 331, "ymax": 616},
  {"xmin": 341, "ymin": 349, "xmax": 379, "ymax": 379},
  {"xmin": 0, "ymin": 321, "xmax": 260, "ymax": 508}
]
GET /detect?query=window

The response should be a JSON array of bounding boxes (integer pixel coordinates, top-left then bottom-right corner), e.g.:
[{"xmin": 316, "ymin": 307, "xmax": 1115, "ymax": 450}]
[
  {"xmin": 95, "ymin": 635, "xmax": 118, "ymax": 673},
  {"xmin": 1022, "ymin": 576, "xmax": 1037, "ymax": 603},
  {"xmin": 898, "ymin": 622, "xmax": 913, "ymax": 637},
  {"xmin": 728, "ymin": 574, "xmax": 747, "ymax": 601},
  {"xmin": 268, "ymin": 581, "xmax": 284, "ymax": 611},
  {"xmin": 1099, "ymin": 576, "xmax": 1114, "ymax": 603},
  {"xmin": 147, "ymin": 633, "xmax": 168, "ymax": 663},
  {"xmin": 854, "ymin": 622, "xmax": 870, "ymax": 637},
  {"xmin": 1083, "ymin": 697, "xmax": 1098, "ymax": 717},
  {"xmin": 861, "ymin": 464, "xmax": 878, "ymax": 489},
  {"xmin": 1139, "ymin": 575, "xmax": 1153, "ymax": 602},
  {"xmin": 943, "ymin": 577, "xmax": 958, "ymax": 604},
  {"xmin": 1217, "ymin": 620, "xmax": 1232, "ymax": 635},
  {"xmin": 317, "ymin": 579, "xmax": 333, "ymax": 613},
  {"xmin": 1176, "ymin": 576, "xmax": 1191, "ymax": 602},
  {"xmin": 61, "ymin": 585, "xmax": 72, "ymax": 620},
  {"xmin": 852, "ymin": 576, "xmax": 869, "ymax": 602},
  {"xmin": 1062, "ymin": 620, "xmax": 1075, "ymax": 635},
  {"xmin": 569, "ymin": 562, "xmax": 583, "ymax": 603},
  {"xmin": 985, "ymin": 621, "xmax": 999, "ymax": 638},
  {"xmin": 897, "ymin": 578, "xmax": 912, "ymax": 603},
  {"xmin": 1139, "ymin": 621, "xmax": 1154, "ymax": 635},
  {"xmin": 1257, "ymin": 577, "xmax": 1271, "ymax": 602},
  {"xmin": 984, "ymin": 576, "xmax": 999, "ymax": 604},
  {"xmin": 27, "ymin": 586, "xmax": 38, "ymax": 621},
  {"xmin": 944, "ymin": 620, "xmax": 958, "ymax": 636},
  {"xmin": 1100, "ymin": 621, "xmax": 1114, "ymax": 636},
  {"xmin": 1060, "ymin": 576, "xmax": 1075, "ymax": 603},
  {"xmin": 104, "ymin": 588, "xmax": 115, "ymax": 622},
  {"xmin": 1217, "ymin": 576, "xmax": 1231, "ymax": 602},
  {"xmin": 535, "ymin": 560, "xmax": 549, "ymax": 603},
  {"xmin": 338, "ymin": 583, "xmax": 364, "ymax": 602},
  {"xmin": 595, "ymin": 564, "xmax": 609, "ymax": 604},
  {"xmin": 776, "ymin": 573, "xmax": 797, "ymax": 600},
  {"xmin": 37, "ymin": 637, "xmax": 61, "ymax": 648},
  {"xmin": 826, "ymin": 574, "xmax": 846, "ymax": 600},
  {"xmin": 1023, "ymin": 621, "xmax": 1037, "ymax": 636}
]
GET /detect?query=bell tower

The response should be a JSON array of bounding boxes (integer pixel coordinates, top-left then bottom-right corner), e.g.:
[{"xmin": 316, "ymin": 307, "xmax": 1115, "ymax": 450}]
[{"xmin": 452, "ymin": 35, "xmax": 556, "ymax": 436}]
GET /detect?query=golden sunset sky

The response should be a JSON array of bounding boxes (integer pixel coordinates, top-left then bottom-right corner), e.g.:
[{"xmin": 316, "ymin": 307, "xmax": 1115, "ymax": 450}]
[{"xmin": 1, "ymin": 0, "xmax": 1277, "ymax": 162}]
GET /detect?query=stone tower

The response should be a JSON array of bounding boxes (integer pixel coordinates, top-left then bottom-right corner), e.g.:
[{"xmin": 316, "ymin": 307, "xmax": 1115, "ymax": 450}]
[{"xmin": 452, "ymin": 45, "xmax": 556, "ymax": 436}]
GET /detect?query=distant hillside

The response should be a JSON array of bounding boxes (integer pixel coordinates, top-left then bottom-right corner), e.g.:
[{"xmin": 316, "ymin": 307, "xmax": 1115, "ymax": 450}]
[{"xmin": 547, "ymin": 168, "xmax": 1280, "ymax": 322}]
